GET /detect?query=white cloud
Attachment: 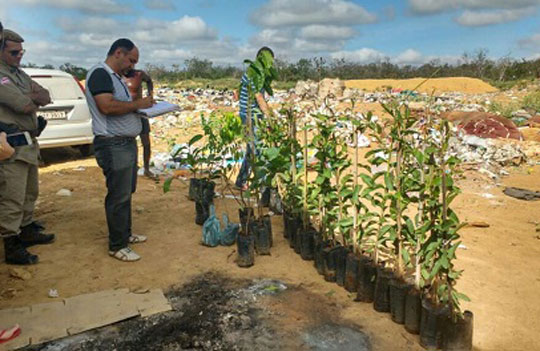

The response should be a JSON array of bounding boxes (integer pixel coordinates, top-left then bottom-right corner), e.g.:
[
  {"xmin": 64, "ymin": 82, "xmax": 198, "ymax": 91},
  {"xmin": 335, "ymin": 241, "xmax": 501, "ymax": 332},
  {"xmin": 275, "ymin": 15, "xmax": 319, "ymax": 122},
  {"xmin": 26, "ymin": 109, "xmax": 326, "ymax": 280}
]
[
  {"xmin": 300, "ymin": 25, "xmax": 356, "ymax": 40},
  {"xmin": 56, "ymin": 17, "xmax": 119, "ymax": 34},
  {"xmin": 526, "ymin": 53, "xmax": 540, "ymax": 60},
  {"xmin": 330, "ymin": 48, "xmax": 460, "ymax": 66},
  {"xmin": 251, "ymin": 0, "xmax": 376, "ymax": 27},
  {"xmin": 17, "ymin": 0, "xmax": 130, "ymax": 15},
  {"xmin": 144, "ymin": 0, "xmax": 176, "ymax": 11},
  {"xmin": 331, "ymin": 48, "xmax": 386, "ymax": 63},
  {"xmin": 249, "ymin": 29, "xmax": 293, "ymax": 47},
  {"xmin": 20, "ymin": 14, "xmax": 231, "ymax": 68},
  {"xmin": 409, "ymin": 0, "xmax": 540, "ymax": 14},
  {"xmin": 247, "ymin": 0, "xmax": 374, "ymax": 61},
  {"xmin": 455, "ymin": 7, "xmax": 534, "ymax": 26},
  {"xmin": 519, "ymin": 33, "xmax": 540, "ymax": 49},
  {"xmin": 409, "ymin": 0, "xmax": 452, "ymax": 14},
  {"xmin": 132, "ymin": 16, "xmax": 218, "ymax": 43},
  {"xmin": 394, "ymin": 49, "xmax": 424, "ymax": 65}
]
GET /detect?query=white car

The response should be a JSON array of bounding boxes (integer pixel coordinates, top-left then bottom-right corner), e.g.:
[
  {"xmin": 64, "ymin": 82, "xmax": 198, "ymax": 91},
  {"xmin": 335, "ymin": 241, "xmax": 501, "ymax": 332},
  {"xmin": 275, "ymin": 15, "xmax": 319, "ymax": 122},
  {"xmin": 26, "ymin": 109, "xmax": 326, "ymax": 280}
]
[{"xmin": 23, "ymin": 68, "xmax": 94, "ymax": 155}]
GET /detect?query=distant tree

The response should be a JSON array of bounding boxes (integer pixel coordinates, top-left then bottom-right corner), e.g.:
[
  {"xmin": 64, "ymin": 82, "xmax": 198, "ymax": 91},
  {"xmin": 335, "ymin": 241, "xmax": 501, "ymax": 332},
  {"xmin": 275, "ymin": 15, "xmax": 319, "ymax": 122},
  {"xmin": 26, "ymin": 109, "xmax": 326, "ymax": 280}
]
[
  {"xmin": 184, "ymin": 57, "xmax": 213, "ymax": 79},
  {"xmin": 59, "ymin": 63, "xmax": 87, "ymax": 80}
]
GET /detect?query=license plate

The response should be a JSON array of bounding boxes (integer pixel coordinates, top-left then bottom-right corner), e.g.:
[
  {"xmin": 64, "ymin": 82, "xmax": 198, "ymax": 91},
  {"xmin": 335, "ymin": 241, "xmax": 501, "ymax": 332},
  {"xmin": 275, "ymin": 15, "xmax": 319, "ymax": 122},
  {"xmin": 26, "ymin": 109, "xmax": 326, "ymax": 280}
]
[{"xmin": 40, "ymin": 110, "xmax": 67, "ymax": 120}]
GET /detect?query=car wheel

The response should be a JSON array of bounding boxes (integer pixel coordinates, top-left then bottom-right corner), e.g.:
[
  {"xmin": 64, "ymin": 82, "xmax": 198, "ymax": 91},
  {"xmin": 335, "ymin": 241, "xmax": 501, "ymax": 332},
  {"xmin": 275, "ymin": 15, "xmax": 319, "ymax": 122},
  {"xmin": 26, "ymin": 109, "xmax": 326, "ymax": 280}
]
[{"xmin": 78, "ymin": 144, "xmax": 94, "ymax": 157}]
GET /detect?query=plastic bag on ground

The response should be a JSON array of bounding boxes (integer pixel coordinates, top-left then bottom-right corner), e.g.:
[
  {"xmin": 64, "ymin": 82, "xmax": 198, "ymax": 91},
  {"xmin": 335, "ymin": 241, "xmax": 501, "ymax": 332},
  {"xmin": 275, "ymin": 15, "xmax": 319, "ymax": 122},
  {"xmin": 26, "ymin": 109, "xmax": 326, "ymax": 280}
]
[
  {"xmin": 202, "ymin": 205, "xmax": 221, "ymax": 247},
  {"xmin": 220, "ymin": 213, "xmax": 239, "ymax": 246}
]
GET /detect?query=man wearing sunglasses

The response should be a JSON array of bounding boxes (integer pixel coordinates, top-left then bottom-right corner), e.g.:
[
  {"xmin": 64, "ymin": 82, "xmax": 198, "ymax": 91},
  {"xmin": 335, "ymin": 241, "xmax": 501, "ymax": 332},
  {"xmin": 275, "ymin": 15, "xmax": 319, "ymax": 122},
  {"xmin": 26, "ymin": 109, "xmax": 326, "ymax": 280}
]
[{"xmin": 0, "ymin": 29, "xmax": 56, "ymax": 265}]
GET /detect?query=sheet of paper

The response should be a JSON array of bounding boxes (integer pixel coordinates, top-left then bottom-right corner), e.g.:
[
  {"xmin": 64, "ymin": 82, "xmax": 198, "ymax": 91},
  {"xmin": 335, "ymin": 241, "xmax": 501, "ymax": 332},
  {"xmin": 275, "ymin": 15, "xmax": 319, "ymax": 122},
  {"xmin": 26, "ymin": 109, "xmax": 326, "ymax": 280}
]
[{"xmin": 137, "ymin": 101, "xmax": 180, "ymax": 118}]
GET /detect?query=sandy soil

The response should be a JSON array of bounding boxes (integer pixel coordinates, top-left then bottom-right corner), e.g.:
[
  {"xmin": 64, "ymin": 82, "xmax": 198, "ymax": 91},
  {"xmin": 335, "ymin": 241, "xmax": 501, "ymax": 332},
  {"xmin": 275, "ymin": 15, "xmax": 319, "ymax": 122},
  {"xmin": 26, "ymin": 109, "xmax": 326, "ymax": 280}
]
[
  {"xmin": 345, "ymin": 77, "xmax": 498, "ymax": 94},
  {"xmin": 1, "ymin": 77, "xmax": 539, "ymax": 350}
]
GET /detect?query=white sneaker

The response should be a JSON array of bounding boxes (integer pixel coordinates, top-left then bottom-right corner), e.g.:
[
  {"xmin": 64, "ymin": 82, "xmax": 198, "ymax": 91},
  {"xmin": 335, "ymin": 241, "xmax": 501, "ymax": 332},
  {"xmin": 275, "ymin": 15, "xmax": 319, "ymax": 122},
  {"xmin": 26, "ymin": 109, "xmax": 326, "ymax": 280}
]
[
  {"xmin": 128, "ymin": 234, "xmax": 147, "ymax": 244},
  {"xmin": 109, "ymin": 247, "xmax": 141, "ymax": 262}
]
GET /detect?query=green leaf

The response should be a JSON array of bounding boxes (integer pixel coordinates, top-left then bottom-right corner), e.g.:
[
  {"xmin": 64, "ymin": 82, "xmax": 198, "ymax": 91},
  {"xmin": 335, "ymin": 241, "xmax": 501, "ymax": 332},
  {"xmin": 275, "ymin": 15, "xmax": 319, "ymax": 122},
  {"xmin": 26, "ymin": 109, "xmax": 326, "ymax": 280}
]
[
  {"xmin": 453, "ymin": 291, "xmax": 471, "ymax": 302},
  {"xmin": 189, "ymin": 134, "xmax": 203, "ymax": 146},
  {"xmin": 163, "ymin": 177, "xmax": 173, "ymax": 193},
  {"xmin": 384, "ymin": 172, "xmax": 394, "ymax": 191}
]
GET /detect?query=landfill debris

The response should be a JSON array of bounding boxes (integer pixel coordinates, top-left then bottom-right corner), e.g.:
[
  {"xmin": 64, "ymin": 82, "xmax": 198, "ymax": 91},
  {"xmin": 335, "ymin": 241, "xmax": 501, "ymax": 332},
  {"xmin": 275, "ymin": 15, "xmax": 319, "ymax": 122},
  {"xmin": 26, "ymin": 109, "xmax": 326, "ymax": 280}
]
[
  {"xmin": 56, "ymin": 188, "xmax": 72, "ymax": 197},
  {"xmin": 449, "ymin": 133, "xmax": 525, "ymax": 180},
  {"xmin": 1, "ymin": 288, "xmax": 17, "ymax": 299},
  {"xmin": 138, "ymin": 83, "xmax": 540, "ymax": 189},
  {"xmin": 503, "ymin": 187, "xmax": 540, "ymax": 201},
  {"xmin": 48, "ymin": 288, "xmax": 59, "ymax": 298},
  {"xmin": 247, "ymin": 279, "xmax": 287, "ymax": 296},
  {"xmin": 469, "ymin": 221, "xmax": 490, "ymax": 228},
  {"xmin": 9, "ymin": 267, "xmax": 32, "ymax": 281}
]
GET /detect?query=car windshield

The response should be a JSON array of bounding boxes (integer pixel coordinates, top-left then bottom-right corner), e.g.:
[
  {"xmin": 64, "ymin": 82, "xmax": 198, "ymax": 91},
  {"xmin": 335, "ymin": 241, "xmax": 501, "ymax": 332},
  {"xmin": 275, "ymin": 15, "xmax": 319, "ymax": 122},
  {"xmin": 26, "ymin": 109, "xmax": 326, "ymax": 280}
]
[{"xmin": 32, "ymin": 76, "xmax": 83, "ymax": 101}]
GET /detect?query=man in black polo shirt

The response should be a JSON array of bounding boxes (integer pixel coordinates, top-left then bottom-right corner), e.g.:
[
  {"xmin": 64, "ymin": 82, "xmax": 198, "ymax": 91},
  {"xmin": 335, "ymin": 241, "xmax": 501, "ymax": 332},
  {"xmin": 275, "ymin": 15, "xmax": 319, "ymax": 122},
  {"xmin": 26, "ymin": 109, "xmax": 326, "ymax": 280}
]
[{"xmin": 85, "ymin": 38, "xmax": 153, "ymax": 262}]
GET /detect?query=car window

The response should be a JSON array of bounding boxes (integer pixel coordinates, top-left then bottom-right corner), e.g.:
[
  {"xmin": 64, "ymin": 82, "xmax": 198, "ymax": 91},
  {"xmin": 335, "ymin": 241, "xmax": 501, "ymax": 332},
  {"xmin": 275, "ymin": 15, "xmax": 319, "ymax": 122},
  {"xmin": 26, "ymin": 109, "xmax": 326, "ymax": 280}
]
[{"xmin": 32, "ymin": 76, "xmax": 84, "ymax": 101}]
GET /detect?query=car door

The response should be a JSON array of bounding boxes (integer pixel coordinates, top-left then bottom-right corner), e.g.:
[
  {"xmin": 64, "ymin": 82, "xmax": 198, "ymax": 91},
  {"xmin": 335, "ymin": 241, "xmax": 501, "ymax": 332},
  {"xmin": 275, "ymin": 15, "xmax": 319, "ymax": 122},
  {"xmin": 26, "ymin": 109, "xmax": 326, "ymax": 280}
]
[{"xmin": 31, "ymin": 73, "xmax": 93, "ymax": 148}]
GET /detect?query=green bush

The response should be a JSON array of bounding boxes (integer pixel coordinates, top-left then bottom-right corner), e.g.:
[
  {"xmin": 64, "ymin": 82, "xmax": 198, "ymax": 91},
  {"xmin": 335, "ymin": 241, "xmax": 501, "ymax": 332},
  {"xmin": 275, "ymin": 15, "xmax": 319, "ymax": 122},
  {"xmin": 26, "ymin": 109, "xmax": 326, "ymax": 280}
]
[
  {"xmin": 523, "ymin": 91, "xmax": 540, "ymax": 113},
  {"xmin": 488, "ymin": 101, "xmax": 520, "ymax": 118}
]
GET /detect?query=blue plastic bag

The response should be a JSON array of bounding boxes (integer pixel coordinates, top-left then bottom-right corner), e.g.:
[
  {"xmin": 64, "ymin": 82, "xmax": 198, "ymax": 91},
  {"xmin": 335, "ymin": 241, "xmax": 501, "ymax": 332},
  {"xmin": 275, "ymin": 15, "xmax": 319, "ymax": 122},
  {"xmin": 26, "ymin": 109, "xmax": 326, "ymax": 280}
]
[
  {"xmin": 202, "ymin": 205, "xmax": 221, "ymax": 247},
  {"xmin": 220, "ymin": 213, "xmax": 239, "ymax": 246}
]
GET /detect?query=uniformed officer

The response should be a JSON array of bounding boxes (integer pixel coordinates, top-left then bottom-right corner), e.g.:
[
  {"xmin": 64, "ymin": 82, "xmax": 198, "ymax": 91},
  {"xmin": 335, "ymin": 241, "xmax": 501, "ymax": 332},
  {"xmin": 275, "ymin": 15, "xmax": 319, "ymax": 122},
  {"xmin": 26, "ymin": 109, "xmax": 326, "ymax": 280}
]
[{"xmin": 0, "ymin": 28, "xmax": 55, "ymax": 265}]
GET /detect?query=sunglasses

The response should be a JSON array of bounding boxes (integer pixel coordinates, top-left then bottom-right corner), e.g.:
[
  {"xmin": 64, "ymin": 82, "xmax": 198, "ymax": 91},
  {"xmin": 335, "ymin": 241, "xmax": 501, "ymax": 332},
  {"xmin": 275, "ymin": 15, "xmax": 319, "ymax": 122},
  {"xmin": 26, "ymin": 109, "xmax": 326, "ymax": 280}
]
[{"xmin": 8, "ymin": 49, "xmax": 25, "ymax": 57}]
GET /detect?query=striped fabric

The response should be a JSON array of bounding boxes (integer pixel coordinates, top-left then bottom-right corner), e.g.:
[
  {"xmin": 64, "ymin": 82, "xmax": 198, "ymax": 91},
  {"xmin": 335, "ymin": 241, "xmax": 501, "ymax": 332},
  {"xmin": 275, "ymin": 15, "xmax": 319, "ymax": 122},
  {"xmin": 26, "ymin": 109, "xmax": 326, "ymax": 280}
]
[{"xmin": 239, "ymin": 73, "xmax": 263, "ymax": 123}]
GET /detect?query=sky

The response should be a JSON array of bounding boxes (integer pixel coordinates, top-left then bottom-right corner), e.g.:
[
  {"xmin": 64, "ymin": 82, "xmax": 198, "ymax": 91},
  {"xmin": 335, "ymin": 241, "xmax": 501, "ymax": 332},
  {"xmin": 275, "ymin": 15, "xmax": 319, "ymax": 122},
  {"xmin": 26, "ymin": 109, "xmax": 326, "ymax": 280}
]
[{"xmin": 1, "ymin": 0, "xmax": 540, "ymax": 69}]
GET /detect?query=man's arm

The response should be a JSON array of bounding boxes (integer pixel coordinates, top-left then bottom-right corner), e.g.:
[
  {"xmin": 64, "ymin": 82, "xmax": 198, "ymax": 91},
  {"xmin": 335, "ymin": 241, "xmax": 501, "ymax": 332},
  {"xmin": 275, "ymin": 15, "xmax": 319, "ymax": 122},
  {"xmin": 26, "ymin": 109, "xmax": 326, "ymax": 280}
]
[
  {"xmin": 0, "ymin": 75, "xmax": 38, "ymax": 114},
  {"xmin": 255, "ymin": 92, "xmax": 273, "ymax": 117},
  {"xmin": 94, "ymin": 93, "xmax": 153, "ymax": 116},
  {"xmin": 29, "ymin": 80, "xmax": 51, "ymax": 107},
  {"xmin": 88, "ymin": 68, "xmax": 153, "ymax": 116},
  {"xmin": 140, "ymin": 71, "xmax": 153, "ymax": 97}
]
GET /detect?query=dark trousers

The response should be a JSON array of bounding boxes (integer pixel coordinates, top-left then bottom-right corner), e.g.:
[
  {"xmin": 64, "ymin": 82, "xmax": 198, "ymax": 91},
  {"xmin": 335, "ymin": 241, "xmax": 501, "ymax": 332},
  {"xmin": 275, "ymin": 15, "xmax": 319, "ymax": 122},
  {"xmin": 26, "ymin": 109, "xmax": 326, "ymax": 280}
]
[
  {"xmin": 236, "ymin": 115, "xmax": 260, "ymax": 188},
  {"xmin": 94, "ymin": 137, "xmax": 138, "ymax": 251},
  {"xmin": 236, "ymin": 142, "xmax": 253, "ymax": 188}
]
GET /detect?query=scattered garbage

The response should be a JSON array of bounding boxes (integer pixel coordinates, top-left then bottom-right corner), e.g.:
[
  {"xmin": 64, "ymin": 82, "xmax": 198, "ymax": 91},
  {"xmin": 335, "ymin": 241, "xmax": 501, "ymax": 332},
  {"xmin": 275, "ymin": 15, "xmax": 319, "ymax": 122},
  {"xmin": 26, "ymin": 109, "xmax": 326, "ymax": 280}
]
[
  {"xmin": 503, "ymin": 187, "xmax": 540, "ymax": 201},
  {"xmin": 9, "ymin": 267, "xmax": 32, "ymax": 281},
  {"xmin": 56, "ymin": 188, "xmax": 72, "ymax": 197},
  {"xmin": 48, "ymin": 288, "xmax": 59, "ymax": 298},
  {"xmin": 246, "ymin": 279, "xmax": 287, "ymax": 296}
]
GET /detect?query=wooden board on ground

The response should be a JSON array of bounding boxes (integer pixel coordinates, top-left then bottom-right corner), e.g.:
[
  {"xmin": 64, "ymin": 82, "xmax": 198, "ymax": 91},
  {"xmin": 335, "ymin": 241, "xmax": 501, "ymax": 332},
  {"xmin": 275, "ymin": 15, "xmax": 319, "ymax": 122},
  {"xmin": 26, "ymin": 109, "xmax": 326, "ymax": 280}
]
[{"xmin": 0, "ymin": 288, "xmax": 171, "ymax": 350}]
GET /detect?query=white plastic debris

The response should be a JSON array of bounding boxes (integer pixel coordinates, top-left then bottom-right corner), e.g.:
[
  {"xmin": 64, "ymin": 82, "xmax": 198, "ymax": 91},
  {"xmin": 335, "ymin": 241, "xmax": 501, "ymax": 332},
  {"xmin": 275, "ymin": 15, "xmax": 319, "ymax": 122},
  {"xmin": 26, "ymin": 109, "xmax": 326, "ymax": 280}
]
[
  {"xmin": 48, "ymin": 289, "xmax": 59, "ymax": 298},
  {"xmin": 56, "ymin": 189, "xmax": 72, "ymax": 197}
]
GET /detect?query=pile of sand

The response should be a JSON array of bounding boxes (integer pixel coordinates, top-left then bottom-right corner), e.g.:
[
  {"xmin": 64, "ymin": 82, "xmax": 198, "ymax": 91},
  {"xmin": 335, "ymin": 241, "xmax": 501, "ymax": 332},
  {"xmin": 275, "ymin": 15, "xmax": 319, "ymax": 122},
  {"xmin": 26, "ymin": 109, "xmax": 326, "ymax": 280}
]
[{"xmin": 345, "ymin": 77, "xmax": 498, "ymax": 94}]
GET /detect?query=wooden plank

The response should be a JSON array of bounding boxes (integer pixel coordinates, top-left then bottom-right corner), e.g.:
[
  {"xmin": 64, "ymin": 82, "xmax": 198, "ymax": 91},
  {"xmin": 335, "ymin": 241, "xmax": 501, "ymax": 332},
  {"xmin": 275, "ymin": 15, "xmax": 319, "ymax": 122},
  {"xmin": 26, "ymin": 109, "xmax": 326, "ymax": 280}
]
[
  {"xmin": 135, "ymin": 289, "xmax": 172, "ymax": 317},
  {"xmin": 27, "ymin": 301, "xmax": 69, "ymax": 345},
  {"xmin": 0, "ymin": 306, "xmax": 31, "ymax": 351},
  {"xmin": 64, "ymin": 289, "xmax": 139, "ymax": 335}
]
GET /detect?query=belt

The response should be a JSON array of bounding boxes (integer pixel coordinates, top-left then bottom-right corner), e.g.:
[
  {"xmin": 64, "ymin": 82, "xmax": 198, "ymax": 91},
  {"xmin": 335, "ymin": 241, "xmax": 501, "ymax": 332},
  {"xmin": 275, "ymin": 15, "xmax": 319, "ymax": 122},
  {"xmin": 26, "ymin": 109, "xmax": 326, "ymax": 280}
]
[
  {"xmin": 95, "ymin": 135, "xmax": 136, "ymax": 141},
  {"xmin": 23, "ymin": 130, "xmax": 39, "ymax": 138}
]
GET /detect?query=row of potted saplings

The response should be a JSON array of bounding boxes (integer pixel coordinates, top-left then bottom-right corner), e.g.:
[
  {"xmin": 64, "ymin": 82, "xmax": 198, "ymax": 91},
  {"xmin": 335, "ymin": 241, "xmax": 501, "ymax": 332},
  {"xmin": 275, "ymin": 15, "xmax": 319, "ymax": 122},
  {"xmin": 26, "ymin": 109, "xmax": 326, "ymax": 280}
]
[
  {"xmin": 275, "ymin": 109, "xmax": 473, "ymax": 351},
  {"xmin": 281, "ymin": 215, "xmax": 472, "ymax": 351}
]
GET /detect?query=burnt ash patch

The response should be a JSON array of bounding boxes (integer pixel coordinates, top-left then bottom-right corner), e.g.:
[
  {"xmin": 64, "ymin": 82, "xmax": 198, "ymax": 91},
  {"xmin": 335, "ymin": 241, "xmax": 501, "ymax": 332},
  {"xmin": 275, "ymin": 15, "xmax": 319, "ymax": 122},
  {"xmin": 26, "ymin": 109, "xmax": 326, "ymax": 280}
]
[{"xmin": 30, "ymin": 273, "xmax": 283, "ymax": 351}]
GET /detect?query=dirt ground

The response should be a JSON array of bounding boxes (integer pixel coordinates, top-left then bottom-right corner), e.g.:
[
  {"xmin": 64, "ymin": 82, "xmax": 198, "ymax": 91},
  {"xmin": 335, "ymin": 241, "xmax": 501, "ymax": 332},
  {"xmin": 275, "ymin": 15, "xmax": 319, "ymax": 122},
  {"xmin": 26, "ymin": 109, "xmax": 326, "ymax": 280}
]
[
  {"xmin": 0, "ymin": 138, "xmax": 539, "ymax": 350},
  {"xmin": 1, "ymin": 76, "xmax": 539, "ymax": 350}
]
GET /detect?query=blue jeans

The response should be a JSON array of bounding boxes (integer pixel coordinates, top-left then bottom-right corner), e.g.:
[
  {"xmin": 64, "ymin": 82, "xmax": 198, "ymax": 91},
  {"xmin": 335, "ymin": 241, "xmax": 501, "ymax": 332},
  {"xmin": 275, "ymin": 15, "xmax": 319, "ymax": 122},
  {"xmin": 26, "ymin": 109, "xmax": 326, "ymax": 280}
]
[{"xmin": 94, "ymin": 136, "xmax": 138, "ymax": 251}]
